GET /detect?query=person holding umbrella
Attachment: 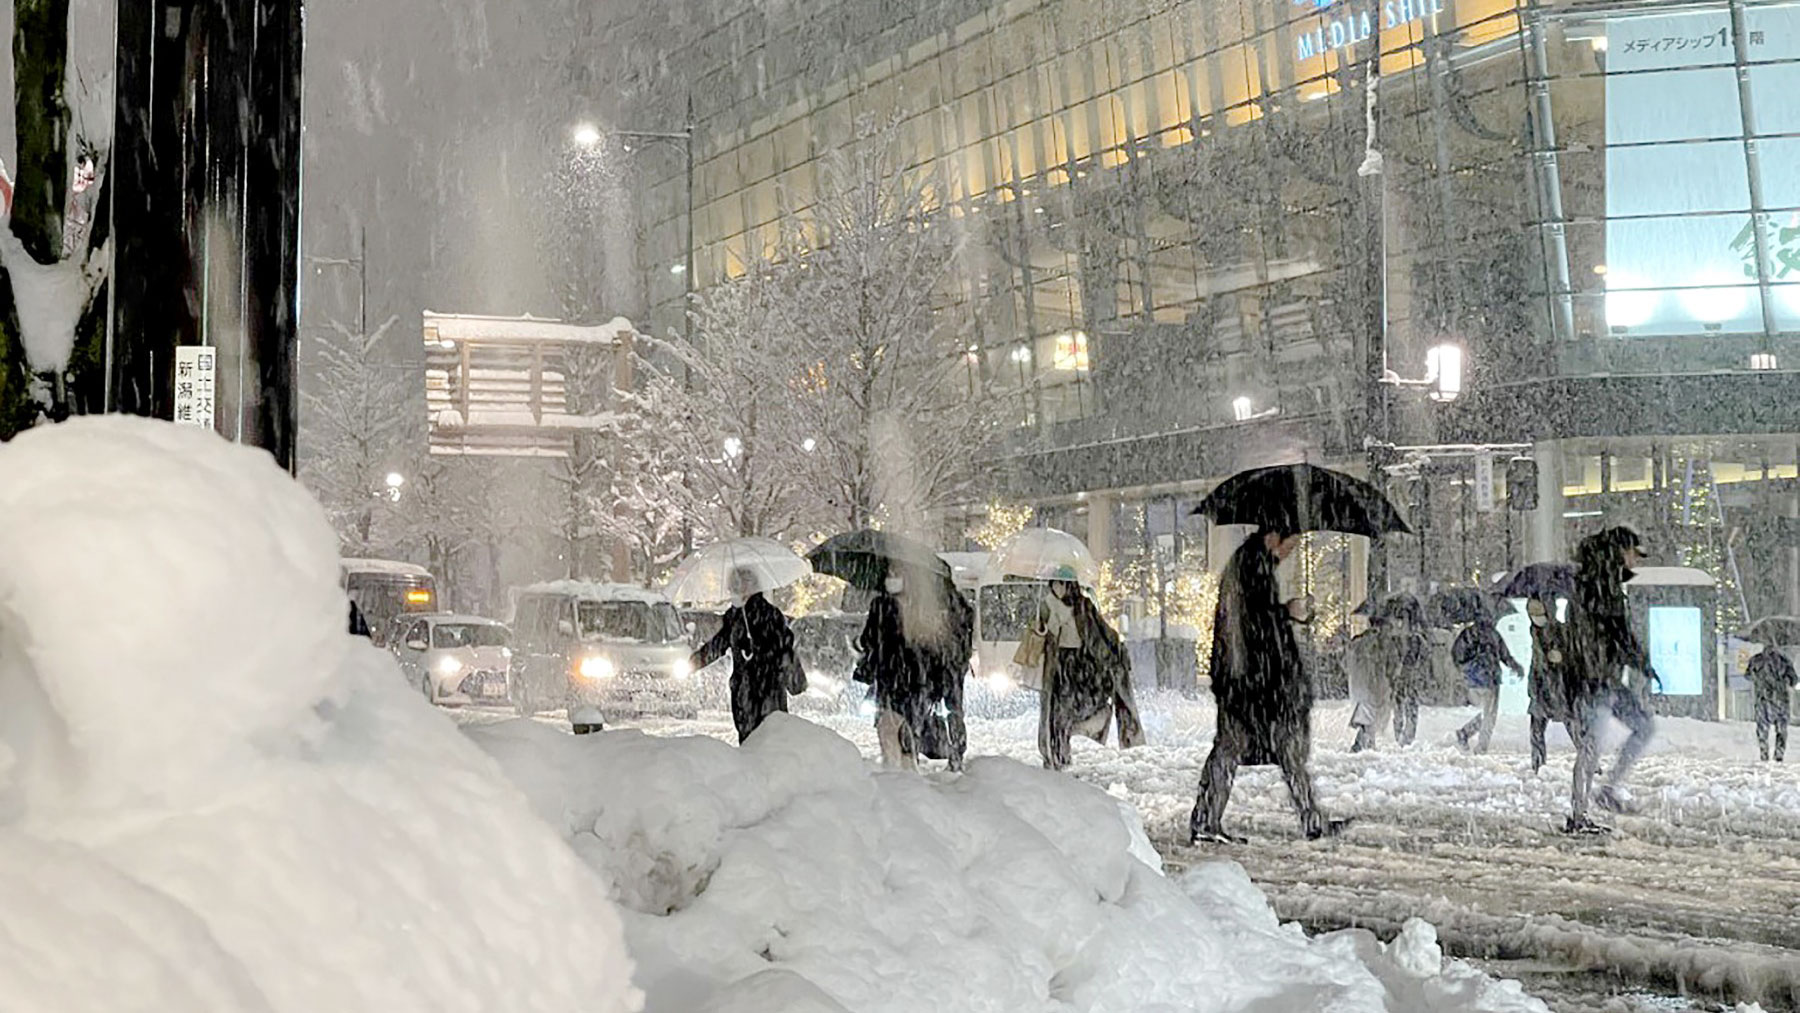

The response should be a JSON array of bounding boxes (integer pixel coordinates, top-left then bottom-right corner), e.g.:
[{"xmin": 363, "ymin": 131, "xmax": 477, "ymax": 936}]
[
  {"xmin": 1028, "ymin": 569, "xmax": 1143, "ymax": 771},
  {"xmin": 689, "ymin": 567, "xmax": 807, "ymax": 744},
  {"xmin": 1378, "ymin": 594, "xmax": 1433, "ymax": 748},
  {"xmin": 1343, "ymin": 595, "xmax": 1425, "ymax": 752},
  {"xmin": 1499, "ymin": 563, "xmax": 1579, "ymax": 772},
  {"xmin": 917, "ymin": 575, "xmax": 975, "ymax": 771},
  {"xmin": 1452, "ymin": 599, "xmax": 1524, "ymax": 754},
  {"xmin": 1186, "ymin": 464, "xmax": 1407, "ymax": 844},
  {"xmin": 856, "ymin": 570, "xmax": 931, "ymax": 770}
]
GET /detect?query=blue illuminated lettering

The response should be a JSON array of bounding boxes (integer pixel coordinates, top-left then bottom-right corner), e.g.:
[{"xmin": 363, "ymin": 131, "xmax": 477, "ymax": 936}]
[{"xmin": 1296, "ymin": 0, "xmax": 1444, "ymax": 60}]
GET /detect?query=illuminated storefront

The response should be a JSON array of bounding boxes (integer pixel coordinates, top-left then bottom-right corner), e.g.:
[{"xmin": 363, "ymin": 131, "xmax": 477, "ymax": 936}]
[{"xmin": 633, "ymin": 0, "xmax": 1800, "ymax": 624}]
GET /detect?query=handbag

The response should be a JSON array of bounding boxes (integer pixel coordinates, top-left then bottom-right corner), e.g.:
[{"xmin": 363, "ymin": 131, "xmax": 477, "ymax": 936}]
[
  {"xmin": 1013, "ymin": 626, "xmax": 1046, "ymax": 670},
  {"xmin": 917, "ymin": 709, "xmax": 954, "ymax": 760},
  {"xmin": 779, "ymin": 648, "xmax": 808, "ymax": 696}
]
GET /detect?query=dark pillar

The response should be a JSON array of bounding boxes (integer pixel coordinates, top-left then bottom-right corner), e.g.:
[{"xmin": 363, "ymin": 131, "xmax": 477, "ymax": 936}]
[{"xmin": 109, "ymin": 0, "xmax": 303, "ymax": 471}]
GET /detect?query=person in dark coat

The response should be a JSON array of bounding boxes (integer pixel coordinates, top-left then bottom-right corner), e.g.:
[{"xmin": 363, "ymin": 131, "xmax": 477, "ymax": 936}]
[
  {"xmin": 1453, "ymin": 605, "xmax": 1523, "ymax": 754},
  {"xmin": 1190, "ymin": 528, "xmax": 1346, "ymax": 843},
  {"xmin": 1380, "ymin": 595, "xmax": 1432, "ymax": 747},
  {"xmin": 917, "ymin": 578, "xmax": 975, "ymax": 771},
  {"xmin": 1747, "ymin": 644, "xmax": 1798, "ymax": 762},
  {"xmin": 1525, "ymin": 593, "xmax": 1575, "ymax": 773},
  {"xmin": 856, "ymin": 573, "xmax": 930, "ymax": 770},
  {"xmin": 1564, "ymin": 526, "xmax": 1657, "ymax": 832},
  {"xmin": 690, "ymin": 568, "xmax": 804, "ymax": 744},
  {"xmin": 1033, "ymin": 578, "xmax": 1144, "ymax": 771}
]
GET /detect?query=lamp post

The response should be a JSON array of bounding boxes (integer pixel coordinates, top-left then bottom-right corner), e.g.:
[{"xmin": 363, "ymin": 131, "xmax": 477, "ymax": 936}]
[
  {"xmin": 572, "ymin": 103, "xmax": 698, "ymax": 555},
  {"xmin": 305, "ymin": 225, "xmax": 367, "ymax": 342}
]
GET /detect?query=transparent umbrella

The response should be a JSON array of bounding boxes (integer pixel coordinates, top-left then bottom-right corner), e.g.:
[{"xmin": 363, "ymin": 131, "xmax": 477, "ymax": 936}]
[
  {"xmin": 662, "ymin": 537, "xmax": 812, "ymax": 605},
  {"xmin": 987, "ymin": 527, "xmax": 1100, "ymax": 587}
]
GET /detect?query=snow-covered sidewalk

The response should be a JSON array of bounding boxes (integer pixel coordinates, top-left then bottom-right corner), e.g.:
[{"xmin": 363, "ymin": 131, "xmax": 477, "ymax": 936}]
[{"xmin": 483, "ymin": 693, "xmax": 1800, "ymax": 1011}]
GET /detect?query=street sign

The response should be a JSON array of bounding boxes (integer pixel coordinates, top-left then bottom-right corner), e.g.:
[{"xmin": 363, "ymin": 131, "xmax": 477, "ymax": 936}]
[
  {"xmin": 1474, "ymin": 453, "xmax": 1495, "ymax": 512},
  {"xmin": 1507, "ymin": 458, "xmax": 1539, "ymax": 511},
  {"xmin": 173, "ymin": 345, "xmax": 216, "ymax": 429}
]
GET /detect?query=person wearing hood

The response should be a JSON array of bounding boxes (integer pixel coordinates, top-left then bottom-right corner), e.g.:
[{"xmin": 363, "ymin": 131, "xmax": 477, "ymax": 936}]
[
  {"xmin": 856, "ymin": 571, "xmax": 930, "ymax": 770},
  {"xmin": 1031, "ymin": 576, "xmax": 1144, "ymax": 771},
  {"xmin": 1190, "ymin": 528, "xmax": 1347, "ymax": 844},
  {"xmin": 690, "ymin": 568, "xmax": 806, "ymax": 744},
  {"xmin": 1746, "ymin": 643, "xmax": 1798, "ymax": 762},
  {"xmin": 1564, "ymin": 526, "xmax": 1658, "ymax": 832},
  {"xmin": 1453, "ymin": 603, "xmax": 1524, "ymax": 754}
]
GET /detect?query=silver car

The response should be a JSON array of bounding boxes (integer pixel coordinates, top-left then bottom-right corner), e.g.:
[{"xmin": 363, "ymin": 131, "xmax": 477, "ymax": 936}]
[
  {"xmin": 508, "ymin": 583, "xmax": 696, "ymax": 718},
  {"xmin": 388, "ymin": 614, "xmax": 514, "ymax": 708}
]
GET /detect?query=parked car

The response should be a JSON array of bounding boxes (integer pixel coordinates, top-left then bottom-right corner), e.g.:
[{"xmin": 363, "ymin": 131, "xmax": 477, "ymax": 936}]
[
  {"xmin": 508, "ymin": 581, "xmax": 695, "ymax": 718},
  {"xmin": 386, "ymin": 614, "xmax": 512, "ymax": 707}
]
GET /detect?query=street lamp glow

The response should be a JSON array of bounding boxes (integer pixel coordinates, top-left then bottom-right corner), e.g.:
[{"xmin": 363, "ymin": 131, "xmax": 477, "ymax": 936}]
[
  {"xmin": 802, "ymin": 437, "xmax": 817, "ymax": 453},
  {"xmin": 1232, "ymin": 396, "xmax": 1254, "ymax": 422},
  {"xmin": 1425, "ymin": 344, "xmax": 1464, "ymax": 403},
  {"xmin": 572, "ymin": 123, "xmax": 602, "ymax": 147},
  {"xmin": 385, "ymin": 472, "xmax": 405, "ymax": 489},
  {"xmin": 723, "ymin": 437, "xmax": 743, "ymax": 459},
  {"xmin": 670, "ymin": 263, "xmax": 687, "ymax": 275}
]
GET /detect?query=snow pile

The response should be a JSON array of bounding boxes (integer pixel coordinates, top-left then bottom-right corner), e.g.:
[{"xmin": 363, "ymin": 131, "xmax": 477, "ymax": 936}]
[
  {"xmin": 466, "ymin": 713, "xmax": 1548, "ymax": 1013},
  {"xmin": 0, "ymin": 417, "xmax": 640, "ymax": 1013}
]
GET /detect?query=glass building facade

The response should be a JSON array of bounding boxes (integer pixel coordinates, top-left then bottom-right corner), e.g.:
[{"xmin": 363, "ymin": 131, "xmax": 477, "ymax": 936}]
[{"xmin": 629, "ymin": 0, "xmax": 1800, "ymax": 625}]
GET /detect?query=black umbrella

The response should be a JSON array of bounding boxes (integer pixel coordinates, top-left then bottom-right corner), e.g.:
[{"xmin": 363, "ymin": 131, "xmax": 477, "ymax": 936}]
[
  {"xmin": 1744, "ymin": 615, "xmax": 1800, "ymax": 647},
  {"xmin": 806, "ymin": 528, "xmax": 951, "ymax": 591},
  {"xmin": 1497, "ymin": 563, "xmax": 1576, "ymax": 601},
  {"xmin": 1190, "ymin": 463, "xmax": 1410, "ymax": 539},
  {"xmin": 1429, "ymin": 587, "xmax": 1491, "ymax": 627}
]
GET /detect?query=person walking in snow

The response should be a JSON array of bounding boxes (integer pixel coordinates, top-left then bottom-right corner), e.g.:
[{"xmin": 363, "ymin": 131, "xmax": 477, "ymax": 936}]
[
  {"xmin": 856, "ymin": 573, "xmax": 930, "ymax": 770},
  {"xmin": 1563, "ymin": 526, "xmax": 1658, "ymax": 833},
  {"xmin": 1525, "ymin": 594, "xmax": 1575, "ymax": 773},
  {"xmin": 690, "ymin": 568, "xmax": 806, "ymax": 744},
  {"xmin": 917, "ymin": 577, "xmax": 975, "ymax": 771},
  {"xmin": 1746, "ymin": 644, "xmax": 1797, "ymax": 762},
  {"xmin": 1453, "ymin": 604, "xmax": 1523, "ymax": 754},
  {"xmin": 1343, "ymin": 598, "xmax": 1425, "ymax": 752},
  {"xmin": 1190, "ymin": 528, "xmax": 1346, "ymax": 844},
  {"xmin": 1380, "ymin": 595, "xmax": 1433, "ymax": 747},
  {"xmin": 1031, "ymin": 576, "xmax": 1144, "ymax": 771}
]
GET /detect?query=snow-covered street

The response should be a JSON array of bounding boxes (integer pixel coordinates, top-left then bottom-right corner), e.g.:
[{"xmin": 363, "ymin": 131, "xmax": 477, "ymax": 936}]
[{"xmin": 455, "ymin": 695, "xmax": 1800, "ymax": 1011}]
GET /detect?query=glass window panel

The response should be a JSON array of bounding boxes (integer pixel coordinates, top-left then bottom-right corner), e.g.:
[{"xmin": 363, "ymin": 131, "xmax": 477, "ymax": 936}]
[
  {"xmin": 1756, "ymin": 136, "xmax": 1800, "ymax": 207},
  {"xmin": 1604, "ymin": 214, "xmax": 1765, "ymax": 335},
  {"xmin": 1607, "ymin": 141, "xmax": 1749, "ymax": 215}
]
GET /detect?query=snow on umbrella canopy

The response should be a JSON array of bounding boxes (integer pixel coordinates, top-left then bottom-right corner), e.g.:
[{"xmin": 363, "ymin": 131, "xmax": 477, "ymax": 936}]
[
  {"xmin": 987, "ymin": 527, "xmax": 1100, "ymax": 587},
  {"xmin": 1496, "ymin": 563, "xmax": 1577, "ymax": 601},
  {"xmin": 1189, "ymin": 464, "xmax": 1410, "ymax": 539},
  {"xmin": 806, "ymin": 528, "xmax": 952, "ymax": 591},
  {"xmin": 1743, "ymin": 615, "xmax": 1800, "ymax": 647},
  {"xmin": 662, "ymin": 537, "xmax": 813, "ymax": 605}
]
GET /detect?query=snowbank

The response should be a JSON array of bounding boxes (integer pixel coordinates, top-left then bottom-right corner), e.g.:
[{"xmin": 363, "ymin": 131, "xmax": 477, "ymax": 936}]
[
  {"xmin": 0, "ymin": 417, "xmax": 640, "ymax": 1013},
  {"xmin": 466, "ymin": 713, "xmax": 1548, "ymax": 1013}
]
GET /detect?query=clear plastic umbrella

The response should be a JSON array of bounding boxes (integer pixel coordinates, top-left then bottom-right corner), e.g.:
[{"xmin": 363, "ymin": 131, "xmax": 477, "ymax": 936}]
[
  {"xmin": 986, "ymin": 527, "xmax": 1100, "ymax": 587},
  {"xmin": 662, "ymin": 537, "xmax": 812, "ymax": 605}
]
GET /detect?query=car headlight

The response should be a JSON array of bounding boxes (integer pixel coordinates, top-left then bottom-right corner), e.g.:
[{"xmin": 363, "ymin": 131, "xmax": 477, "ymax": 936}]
[
  {"xmin": 436, "ymin": 656, "xmax": 464, "ymax": 675},
  {"xmin": 671, "ymin": 657, "xmax": 693, "ymax": 680},
  {"xmin": 578, "ymin": 655, "xmax": 616, "ymax": 681},
  {"xmin": 986, "ymin": 669, "xmax": 1014, "ymax": 694}
]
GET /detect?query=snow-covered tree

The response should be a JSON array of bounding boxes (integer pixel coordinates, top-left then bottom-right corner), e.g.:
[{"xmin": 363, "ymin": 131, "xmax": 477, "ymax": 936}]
[
  {"xmin": 779, "ymin": 117, "xmax": 1004, "ymax": 533},
  {"xmin": 646, "ymin": 114, "xmax": 1005, "ymax": 542},
  {"xmin": 297, "ymin": 315, "xmax": 415, "ymax": 554},
  {"xmin": 1, "ymin": 0, "xmax": 115, "ymax": 430}
]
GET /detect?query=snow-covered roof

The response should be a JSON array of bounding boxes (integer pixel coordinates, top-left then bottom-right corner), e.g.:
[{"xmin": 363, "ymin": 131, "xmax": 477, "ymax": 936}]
[
  {"xmin": 423, "ymin": 312, "xmax": 635, "ymax": 346},
  {"xmin": 515, "ymin": 580, "xmax": 673, "ymax": 605},
  {"xmin": 425, "ymin": 614, "xmax": 507, "ymax": 626},
  {"xmin": 1627, "ymin": 566, "xmax": 1717, "ymax": 588},
  {"xmin": 340, "ymin": 558, "xmax": 431, "ymax": 577}
]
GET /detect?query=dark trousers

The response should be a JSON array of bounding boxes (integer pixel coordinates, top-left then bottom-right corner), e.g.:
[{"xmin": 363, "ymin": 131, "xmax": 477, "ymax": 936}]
[
  {"xmin": 1191, "ymin": 709, "xmax": 1321, "ymax": 837},
  {"xmin": 942, "ymin": 665, "xmax": 968, "ymax": 771},
  {"xmin": 1530, "ymin": 713, "xmax": 1550, "ymax": 771},
  {"xmin": 1393, "ymin": 692, "xmax": 1420, "ymax": 746},
  {"xmin": 1756, "ymin": 699, "xmax": 1789, "ymax": 761}
]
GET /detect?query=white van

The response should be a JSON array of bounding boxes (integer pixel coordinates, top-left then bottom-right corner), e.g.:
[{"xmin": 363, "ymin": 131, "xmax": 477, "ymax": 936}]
[{"xmin": 507, "ymin": 581, "xmax": 695, "ymax": 718}]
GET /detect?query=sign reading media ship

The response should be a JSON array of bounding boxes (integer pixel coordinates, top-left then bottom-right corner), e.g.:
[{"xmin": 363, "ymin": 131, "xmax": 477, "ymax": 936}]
[{"xmin": 1294, "ymin": 0, "xmax": 1447, "ymax": 60}]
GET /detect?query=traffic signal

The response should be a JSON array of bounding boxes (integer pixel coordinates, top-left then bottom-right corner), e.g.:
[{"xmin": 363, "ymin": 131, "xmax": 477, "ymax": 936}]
[{"xmin": 1507, "ymin": 458, "xmax": 1539, "ymax": 511}]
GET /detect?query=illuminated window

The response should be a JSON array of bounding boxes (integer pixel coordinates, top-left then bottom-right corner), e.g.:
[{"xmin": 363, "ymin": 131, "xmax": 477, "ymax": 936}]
[{"xmin": 1052, "ymin": 331, "xmax": 1090, "ymax": 372}]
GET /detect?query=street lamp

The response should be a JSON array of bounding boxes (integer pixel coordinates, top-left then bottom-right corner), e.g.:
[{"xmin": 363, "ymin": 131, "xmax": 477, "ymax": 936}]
[
  {"xmin": 1232, "ymin": 396, "xmax": 1254, "ymax": 422},
  {"xmin": 571, "ymin": 123, "xmax": 602, "ymax": 148},
  {"xmin": 1380, "ymin": 344, "xmax": 1466, "ymax": 403}
]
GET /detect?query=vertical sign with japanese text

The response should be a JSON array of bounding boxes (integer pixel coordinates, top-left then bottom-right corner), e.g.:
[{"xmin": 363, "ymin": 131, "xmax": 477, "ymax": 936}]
[
  {"xmin": 174, "ymin": 345, "xmax": 217, "ymax": 429},
  {"xmin": 1474, "ymin": 453, "xmax": 1496, "ymax": 512}
]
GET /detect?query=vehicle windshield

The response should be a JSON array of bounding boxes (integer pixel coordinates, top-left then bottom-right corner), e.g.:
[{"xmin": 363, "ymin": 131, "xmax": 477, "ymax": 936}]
[
  {"xmin": 978, "ymin": 582, "xmax": 1045, "ymax": 642},
  {"xmin": 433, "ymin": 623, "xmax": 507, "ymax": 649},
  {"xmin": 577, "ymin": 600, "xmax": 684, "ymax": 644}
]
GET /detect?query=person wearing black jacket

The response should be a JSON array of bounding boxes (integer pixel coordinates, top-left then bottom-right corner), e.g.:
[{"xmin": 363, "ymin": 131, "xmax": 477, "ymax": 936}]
[
  {"xmin": 856, "ymin": 574, "xmax": 930, "ymax": 770},
  {"xmin": 1747, "ymin": 644, "xmax": 1798, "ymax": 762},
  {"xmin": 690, "ymin": 569, "xmax": 804, "ymax": 744},
  {"xmin": 1190, "ymin": 528, "xmax": 1347, "ymax": 844},
  {"xmin": 1565, "ymin": 526, "xmax": 1657, "ymax": 832},
  {"xmin": 917, "ymin": 578, "xmax": 975, "ymax": 770}
]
